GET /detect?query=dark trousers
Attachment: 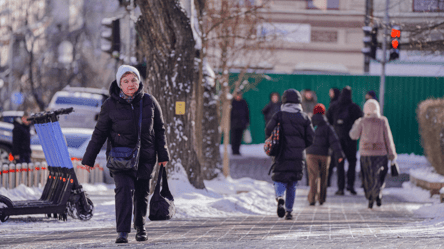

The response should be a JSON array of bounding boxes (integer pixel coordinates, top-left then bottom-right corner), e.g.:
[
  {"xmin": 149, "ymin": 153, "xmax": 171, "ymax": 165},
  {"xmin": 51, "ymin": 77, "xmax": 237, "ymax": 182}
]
[
  {"xmin": 231, "ymin": 128, "xmax": 244, "ymax": 154},
  {"xmin": 113, "ymin": 172, "xmax": 150, "ymax": 233},
  {"xmin": 17, "ymin": 153, "xmax": 31, "ymax": 163},
  {"xmin": 360, "ymin": 156, "xmax": 388, "ymax": 201},
  {"xmin": 337, "ymin": 138, "xmax": 357, "ymax": 191}
]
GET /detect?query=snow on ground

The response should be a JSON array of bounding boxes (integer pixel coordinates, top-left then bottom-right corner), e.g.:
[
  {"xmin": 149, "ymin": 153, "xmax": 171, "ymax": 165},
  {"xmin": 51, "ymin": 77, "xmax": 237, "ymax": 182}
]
[{"xmin": 1, "ymin": 144, "xmax": 443, "ymax": 231}]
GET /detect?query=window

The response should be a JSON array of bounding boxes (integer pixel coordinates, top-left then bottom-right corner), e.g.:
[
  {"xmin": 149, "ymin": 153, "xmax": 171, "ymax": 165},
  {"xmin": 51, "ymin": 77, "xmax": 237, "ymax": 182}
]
[
  {"xmin": 307, "ymin": 0, "xmax": 340, "ymax": 10},
  {"xmin": 413, "ymin": 0, "xmax": 444, "ymax": 12}
]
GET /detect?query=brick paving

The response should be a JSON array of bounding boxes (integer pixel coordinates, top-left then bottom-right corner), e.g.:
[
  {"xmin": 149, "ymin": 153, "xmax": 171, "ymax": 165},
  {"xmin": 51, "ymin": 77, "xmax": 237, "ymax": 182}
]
[{"xmin": 1, "ymin": 157, "xmax": 443, "ymax": 248}]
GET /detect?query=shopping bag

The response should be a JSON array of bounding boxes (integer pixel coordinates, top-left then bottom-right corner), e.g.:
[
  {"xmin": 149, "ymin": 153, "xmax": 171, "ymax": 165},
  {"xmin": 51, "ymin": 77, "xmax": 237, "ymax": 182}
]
[
  {"xmin": 390, "ymin": 161, "xmax": 399, "ymax": 177},
  {"xmin": 149, "ymin": 166, "xmax": 175, "ymax": 221},
  {"xmin": 243, "ymin": 127, "xmax": 252, "ymax": 144}
]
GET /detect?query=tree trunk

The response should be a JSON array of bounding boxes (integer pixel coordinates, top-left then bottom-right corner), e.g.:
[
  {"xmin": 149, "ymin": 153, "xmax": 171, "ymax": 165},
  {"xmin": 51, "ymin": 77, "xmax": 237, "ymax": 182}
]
[
  {"xmin": 201, "ymin": 60, "xmax": 222, "ymax": 179},
  {"xmin": 135, "ymin": 0, "xmax": 205, "ymax": 189}
]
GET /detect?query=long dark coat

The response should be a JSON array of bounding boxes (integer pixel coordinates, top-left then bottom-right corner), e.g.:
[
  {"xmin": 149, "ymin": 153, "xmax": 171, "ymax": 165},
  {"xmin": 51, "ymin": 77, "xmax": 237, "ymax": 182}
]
[
  {"xmin": 82, "ymin": 80, "xmax": 170, "ymax": 179},
  {"xmin": 265, "ymin": 108, "xmax": 315, "ymax": 183},
  {"xmin": 326, "ymin": 88, "xmax": 363, "ymax": 139},
  {"xmin": 231, "ymin": 99, "xmax": 250, "ymax": 130}
]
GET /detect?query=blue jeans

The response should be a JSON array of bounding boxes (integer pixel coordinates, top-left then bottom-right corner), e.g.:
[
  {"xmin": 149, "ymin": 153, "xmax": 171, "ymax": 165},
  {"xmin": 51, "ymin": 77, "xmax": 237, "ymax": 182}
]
[{"xmin": 274, "ymin": 181, "xmax": 298, "ymax": 212}]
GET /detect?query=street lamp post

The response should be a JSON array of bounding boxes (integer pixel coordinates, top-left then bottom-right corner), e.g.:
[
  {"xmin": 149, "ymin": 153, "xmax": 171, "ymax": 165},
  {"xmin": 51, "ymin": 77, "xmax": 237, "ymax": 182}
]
[{"xmin": 379, "ymin": 0, "xmax": 389, "ymax": 116}]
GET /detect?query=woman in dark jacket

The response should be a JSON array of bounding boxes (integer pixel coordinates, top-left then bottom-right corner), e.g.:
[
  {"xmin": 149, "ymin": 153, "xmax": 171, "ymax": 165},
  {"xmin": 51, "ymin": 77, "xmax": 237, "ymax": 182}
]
[
  {"xmin": 265, "ymin": 89, "xmax": 315, "ymax": 220},
  {"xmin": 306, "ymin": 104, "xmax": 344, "ymax": 206},
  {"xmin": 82, "ymin": 65, "xmax": 170, "ymax": 243}
]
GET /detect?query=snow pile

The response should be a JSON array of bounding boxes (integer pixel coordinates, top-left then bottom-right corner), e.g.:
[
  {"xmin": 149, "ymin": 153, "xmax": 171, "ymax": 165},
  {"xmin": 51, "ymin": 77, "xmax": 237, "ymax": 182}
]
[
  {"xmin": 168, "ymin": 165, "xmax": 275, "ymax": 218},
  {"xmin": 0, "ymin": 185, "xmax": 42, "ymax": 201},
  {"xmin": 409, "ymin": 167, "xmax": 444, "ymax": 183}
]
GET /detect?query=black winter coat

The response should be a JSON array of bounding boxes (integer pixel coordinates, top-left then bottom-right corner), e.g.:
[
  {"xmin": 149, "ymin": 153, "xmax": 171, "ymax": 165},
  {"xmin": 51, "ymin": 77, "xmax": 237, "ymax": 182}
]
[
  {"xmin": 265, "ymin": 107, "xmax": 315, "ymax": 182},
  {"xmin": 82, "ymin": 80, "xmax": 170, "ymax": 179},
  {"xmin": 306, "ymin": 114, "xmax": 345, "ymax": 159},
  {"xmin": 262, "ymin": 101, "xmax": 281, "ymax": 125},
  {"xmin": 12, "ymin": 119, "xmax": 31, "ymax": 156},
  {"xmin": 231, "ymin": 99, "xmax": 250, "ymax": 130},
  {"xmin": 326, "ymin": 92, "xmax": 363, "ymax": 139}
]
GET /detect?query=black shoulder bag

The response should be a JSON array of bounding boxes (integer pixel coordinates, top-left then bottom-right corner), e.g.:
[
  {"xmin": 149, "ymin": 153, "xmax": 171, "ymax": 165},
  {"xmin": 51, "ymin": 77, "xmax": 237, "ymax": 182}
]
[
  {"xmin": 106, "ymin": 97, "xmax": 143, "ymax": 172},
  {"xmin": 149, "ymin": 166, "xmax": 175, "ymax": 221}
]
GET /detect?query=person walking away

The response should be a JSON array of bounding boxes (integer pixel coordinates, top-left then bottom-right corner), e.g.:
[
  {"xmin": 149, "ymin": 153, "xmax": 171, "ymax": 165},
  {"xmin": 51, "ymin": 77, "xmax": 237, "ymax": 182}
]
[
  {"xmin": 12, "ymin": 111, "xmax": 32, "ymax": 163},
  {"xmin": 326, "ymin": 86, "xmax": 363, "ymax": 196},
  {"xmin": 230, "ymin": 90, "xmax": 250, "ymax": 155},
  {"xmin": 349, "ymin": 99, "xmax": 396, "ymax": 208},
  {"xmin": 365, "ymin": 90, "xmax": 378, "ymax": 102},
  {"xmin": 301, "ymin": 89, "xmax": 317, "ymax": 118},
  {"xmin": 82, "ymin": 65, "xmax": 170, "ymax": 243},
  {"xmin": 327, "ymin": 88, "xmax": 341, "ymax": 187},
  {"xmin": 262, "ymin": 92, "xmax": 281, "ymax": 126},
  {"xmin": 306, "ymin": 104, "xmax": 344, "ymax": 206},
  {"xmin": 265, "ymin": 89, "xmax": 314, "ymax": 220}
]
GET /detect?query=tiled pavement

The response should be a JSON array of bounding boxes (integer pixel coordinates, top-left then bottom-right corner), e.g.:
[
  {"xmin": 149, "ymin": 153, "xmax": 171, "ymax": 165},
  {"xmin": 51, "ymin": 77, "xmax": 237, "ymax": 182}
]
[
  {"xmin": 1, "ymin": 157, "xmax": 443, "ymax": 248},
  {"xmin": 2, "ymin": 187, "xmax": 443, "ymax": 249}
]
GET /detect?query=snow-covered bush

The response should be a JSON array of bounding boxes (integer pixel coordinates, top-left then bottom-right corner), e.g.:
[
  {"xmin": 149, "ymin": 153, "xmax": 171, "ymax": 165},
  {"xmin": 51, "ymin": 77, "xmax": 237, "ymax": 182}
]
[{"xmin": 417, "ymin": 98, "xmax": 444, "ymax": 175}]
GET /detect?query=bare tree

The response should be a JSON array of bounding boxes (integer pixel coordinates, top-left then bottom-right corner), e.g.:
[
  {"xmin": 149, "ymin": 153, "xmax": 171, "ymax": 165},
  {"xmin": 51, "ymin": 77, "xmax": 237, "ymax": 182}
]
[
  {"xmin": 197, "ymin": 0, "xmax": 275, "ymax": 177},
  {"xmin": 135, "ymin": 0, "xmax": 205, "ymax": 189}
]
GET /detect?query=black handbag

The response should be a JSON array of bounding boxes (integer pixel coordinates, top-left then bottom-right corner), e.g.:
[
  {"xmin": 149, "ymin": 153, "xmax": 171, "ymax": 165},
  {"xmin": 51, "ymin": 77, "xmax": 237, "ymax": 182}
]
[
  {"xmin": 149, "ymin": 166, "xmax": 175, "ymax": 221},
  {"xmin": 106, "ymin": 98, "xmax": 143, "ymax": 172},
  {"xmin": 264, "ymin": 112, "xmax": 283, "ymax": 157},
  {"xmin": 391, "ymin": 161, "xmax": 400, "ymax": 177}
]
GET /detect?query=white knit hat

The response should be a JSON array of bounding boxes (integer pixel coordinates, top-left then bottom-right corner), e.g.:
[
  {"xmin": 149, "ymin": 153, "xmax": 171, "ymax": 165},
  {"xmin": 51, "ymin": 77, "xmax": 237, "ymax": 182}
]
[
  {"xmin": 363, "ymin": 99, "xmax": 380, "ymax": 117},
  {"xmin": 116, "ymin": 65, "xmax": 141, "ymax": 88}
]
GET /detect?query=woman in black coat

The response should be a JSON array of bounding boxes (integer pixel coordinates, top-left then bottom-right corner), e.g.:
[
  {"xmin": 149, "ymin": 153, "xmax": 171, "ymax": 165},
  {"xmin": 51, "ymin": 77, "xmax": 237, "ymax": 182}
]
[
  {"xmin": 265, "ymin": 89, "xmax": 315, "ymax": 220},
  {"xmin": 82, "ymin": 65, "xmax": 170, "ymax": 243}
]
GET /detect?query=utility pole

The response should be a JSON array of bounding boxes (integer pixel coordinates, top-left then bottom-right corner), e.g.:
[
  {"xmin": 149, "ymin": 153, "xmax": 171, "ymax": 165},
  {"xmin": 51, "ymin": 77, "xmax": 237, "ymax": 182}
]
[
  {"xmin": 379, "ymin": 0, "xmax": 389, "ymax": 116},
  {"xmin": 364, "ymin": 0, "xmax": 373, "ymax": 73}
]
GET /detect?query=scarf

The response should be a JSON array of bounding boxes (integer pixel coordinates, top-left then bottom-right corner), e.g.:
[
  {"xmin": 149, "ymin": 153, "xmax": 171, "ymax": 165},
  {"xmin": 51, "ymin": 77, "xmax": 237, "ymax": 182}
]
[
  {"xmin": 281, "ymin": 103, "xmax": 303, "ymax": 113},
  {"xmin": 119, "ymin": 90, "xmax": 135, "ymax": 103}
]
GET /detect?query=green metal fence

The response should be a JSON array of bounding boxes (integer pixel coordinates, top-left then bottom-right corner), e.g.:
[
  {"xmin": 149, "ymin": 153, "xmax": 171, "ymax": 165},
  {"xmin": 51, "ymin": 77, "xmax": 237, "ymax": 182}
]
[{"xmin": 231, "ymin": 73, "xmax": 444, "ymax": 155}]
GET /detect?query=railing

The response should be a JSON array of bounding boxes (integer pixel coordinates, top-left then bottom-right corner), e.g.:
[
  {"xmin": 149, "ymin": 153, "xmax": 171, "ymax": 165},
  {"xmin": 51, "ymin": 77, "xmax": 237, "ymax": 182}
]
[{"xmin": 0, "ymin": 161, "xmax": 104, "ymax": 189}]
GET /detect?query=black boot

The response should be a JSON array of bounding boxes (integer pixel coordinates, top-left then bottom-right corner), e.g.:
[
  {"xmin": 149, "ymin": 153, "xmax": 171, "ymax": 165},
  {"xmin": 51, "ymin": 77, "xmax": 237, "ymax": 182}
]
[
  {"xmin": 285, "ymin": 211, "xmax": 293, "ymax": 220},
  {"xmin": 335, "ymin": 190, "xmax": 344, "ymax": 196},
  {"xmin": 368, "ymin": 200, "xmax": 374, "ymax": 209},
  {"xmin": 135, "ymin": 226, "xmax": 148, "ymax": 241},
  {"xmin": 346, "ymin": 187, "xmax": 357, "ymax": 195},
  {"xmin": 115, "ymin": 232, "xmax": 128, "ymax": 243},
  {"xmin": 376, "ymin": 196, "xmax": 382, "ymax": 207},
  {"xmin": 277, "ymin": 197, "xmax": 285, "ymax": 218}
]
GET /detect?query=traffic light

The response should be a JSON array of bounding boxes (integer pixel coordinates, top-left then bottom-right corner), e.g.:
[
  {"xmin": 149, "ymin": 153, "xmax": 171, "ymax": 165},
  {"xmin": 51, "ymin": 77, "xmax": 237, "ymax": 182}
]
[
  {"xmin": 361, "ymin": 26, "xmax": 378, "ymax": 60},
  {"xmin": 101, "ymin": 17, "xmax": 121, "ymax": 58},
  {"xmin": 389, "ymin": 25, "xmax": 400, "ymax": 61}
]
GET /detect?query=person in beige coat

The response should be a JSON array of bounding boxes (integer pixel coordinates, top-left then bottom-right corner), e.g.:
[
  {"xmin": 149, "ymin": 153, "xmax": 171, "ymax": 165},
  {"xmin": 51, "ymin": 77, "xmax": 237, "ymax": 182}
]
[{"xmin": 349, "ymin": 99, "xmax": 397, "ymax": 209}]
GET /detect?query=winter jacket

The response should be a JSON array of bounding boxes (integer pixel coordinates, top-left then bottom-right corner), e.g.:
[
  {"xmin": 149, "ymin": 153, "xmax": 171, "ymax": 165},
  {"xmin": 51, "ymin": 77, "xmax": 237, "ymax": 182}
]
[
  {"xmin": 231, "ymin": 99, "xmax": 250, "ymax": 130},
  {"xmin": 12, "ymin": 119, "xmax": 31, "ymax": 157},
  {"xmin": 262, "ymin": 101, "xmax": 281, "ymax": 126},
  {"xmin": 330, "ymin": 88, "xmax": 340, "ymax": 104},
  {"xmin": 82, "ymin": 80, "xmax": 170, "ymax": 179},
  {"xmin": 301, "ymin": 90, "xmax": 318, "ymax": 118},
  {"xmin": 265, "ymin": 104, "xmax": 315, "ymax": 182},
  {"xmin": 349, "ymin": 99, "xmax": 397, "ymax": 161},
  {"xmin": 306, "ymin": 114, "xmax": 345, "ymax": 159},
  {"xmin": 326, "ymin": 87, "xmax": 363, "ymax": 139}
]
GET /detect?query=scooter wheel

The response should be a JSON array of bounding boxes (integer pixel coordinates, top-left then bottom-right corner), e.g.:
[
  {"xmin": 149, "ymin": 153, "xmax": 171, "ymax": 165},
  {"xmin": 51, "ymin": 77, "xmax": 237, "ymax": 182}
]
[
  {"xmin": 77, "ymin": 198, "xmax": 94, "ymax": 221},
  {"xmin": 0, "ymin": 196, "xmax": 13, "ymax": 223}
]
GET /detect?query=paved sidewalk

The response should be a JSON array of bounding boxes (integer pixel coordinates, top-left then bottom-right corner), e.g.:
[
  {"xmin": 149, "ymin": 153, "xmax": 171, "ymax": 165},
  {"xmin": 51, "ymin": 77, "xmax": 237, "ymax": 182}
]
[{"xmin": 1, "ymin": 186, "xmax": 443, "ymax": 249}]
